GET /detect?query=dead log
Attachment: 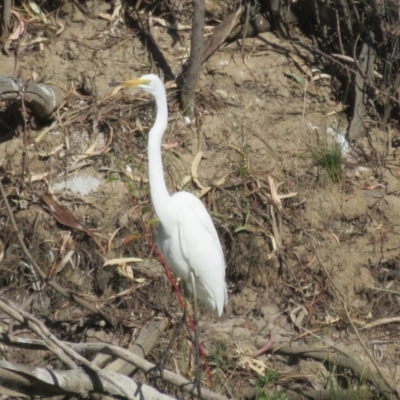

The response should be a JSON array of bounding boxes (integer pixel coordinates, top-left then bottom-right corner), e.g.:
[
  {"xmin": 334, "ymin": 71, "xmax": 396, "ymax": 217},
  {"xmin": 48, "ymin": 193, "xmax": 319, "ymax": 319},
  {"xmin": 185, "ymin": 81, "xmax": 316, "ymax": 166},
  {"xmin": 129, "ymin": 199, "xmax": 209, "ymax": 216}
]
[
  {"xmin": 104, "ymin": 318, "xmax": 169, "ymax": 375},
  {"xmin": 0, "ymin": 335, "xmax": 229, "ymax": 400},
  {"xmin": 0, "ymin": 360, "xmax": 175, "ymax": 399},
  {"xmin": 91, "ymin": 318, "xmax": 168, "ymax": 374},
  {"xmin": 0, "ymin": 76, "xmax": 65, "ymax": 121}
]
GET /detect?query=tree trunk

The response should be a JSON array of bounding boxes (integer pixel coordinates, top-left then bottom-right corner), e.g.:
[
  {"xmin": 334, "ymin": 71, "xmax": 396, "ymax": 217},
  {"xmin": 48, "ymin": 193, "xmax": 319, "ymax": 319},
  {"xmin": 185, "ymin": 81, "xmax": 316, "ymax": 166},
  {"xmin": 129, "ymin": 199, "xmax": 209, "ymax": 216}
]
[
  {"xmin": 178, "ymin": 0, "xmax": 204, "ymax": 118},
  {"xmin": 1, "ymin": 0, "xmax": 11, "ymax": 37}
]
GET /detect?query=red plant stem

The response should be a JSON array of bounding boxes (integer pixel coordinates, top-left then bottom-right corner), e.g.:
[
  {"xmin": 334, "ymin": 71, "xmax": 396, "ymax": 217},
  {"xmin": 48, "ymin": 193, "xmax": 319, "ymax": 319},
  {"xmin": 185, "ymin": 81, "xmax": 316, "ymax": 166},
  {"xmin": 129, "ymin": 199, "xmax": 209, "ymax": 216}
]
[
  {"xmin": 126, "ymin": 181, "xmax": 213, "ymax": 385},
  {"xmin": 252, "ymin": 334, "xmax": 273, "ymax": 358}
]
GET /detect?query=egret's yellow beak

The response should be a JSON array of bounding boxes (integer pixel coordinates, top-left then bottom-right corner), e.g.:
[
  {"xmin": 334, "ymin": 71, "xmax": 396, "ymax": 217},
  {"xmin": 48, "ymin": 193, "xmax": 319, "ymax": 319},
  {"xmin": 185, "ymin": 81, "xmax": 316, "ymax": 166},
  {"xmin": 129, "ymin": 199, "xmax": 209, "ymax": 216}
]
[
  {"xmin": 109, "ymin": 78, "xmax": 150, "ymax": 96},
  {"xmin": 120, "ymin": 78, "xmax": 150, "ymax": 87}
]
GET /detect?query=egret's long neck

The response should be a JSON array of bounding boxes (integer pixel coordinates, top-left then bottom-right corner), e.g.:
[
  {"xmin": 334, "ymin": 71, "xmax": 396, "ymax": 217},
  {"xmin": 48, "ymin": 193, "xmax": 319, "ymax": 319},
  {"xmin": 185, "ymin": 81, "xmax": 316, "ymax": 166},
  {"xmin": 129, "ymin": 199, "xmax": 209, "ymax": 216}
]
[{"xmin": 148, "ymin": 88, "xmax": 174, "ymax": 226}]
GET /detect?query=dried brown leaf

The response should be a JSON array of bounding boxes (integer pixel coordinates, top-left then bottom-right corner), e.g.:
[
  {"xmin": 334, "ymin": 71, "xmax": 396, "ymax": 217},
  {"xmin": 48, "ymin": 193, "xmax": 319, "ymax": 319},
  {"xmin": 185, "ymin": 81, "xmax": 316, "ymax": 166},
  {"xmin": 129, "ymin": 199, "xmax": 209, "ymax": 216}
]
[{"xmin": 41, "ymin": 194, "xmax": 95, "ymax": 238}]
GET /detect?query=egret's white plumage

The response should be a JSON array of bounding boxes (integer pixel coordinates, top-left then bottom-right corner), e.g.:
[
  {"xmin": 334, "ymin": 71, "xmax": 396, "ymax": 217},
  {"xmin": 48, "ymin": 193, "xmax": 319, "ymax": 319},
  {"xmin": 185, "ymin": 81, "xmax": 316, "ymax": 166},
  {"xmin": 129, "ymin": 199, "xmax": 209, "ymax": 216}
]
[{"xmin": 122, "ymin": 74, "xmax": 228, "ymax": 317}]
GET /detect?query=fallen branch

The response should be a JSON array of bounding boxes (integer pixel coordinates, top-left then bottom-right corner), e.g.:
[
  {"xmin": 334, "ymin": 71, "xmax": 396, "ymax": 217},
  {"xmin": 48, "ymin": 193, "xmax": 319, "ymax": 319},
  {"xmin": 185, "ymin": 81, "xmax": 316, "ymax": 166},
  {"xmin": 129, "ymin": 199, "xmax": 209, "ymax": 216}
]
[
  {"xmin": 0, "ymin": 360, "xmax": 174, "ymax": 399},
  {"xmin": 0, "ymin": 298, "xmax": 133, "ymax": 399},
  {"xmin": 93, "ymin": 318, "xmax": 168, "ymax": 374},
  {"xmin": 0, "ymin": 333, "xmax": 228, "ymax": 400},
  {"xmin": 69, "ymin": 342, "xmax": 228, "ymax": 400}
]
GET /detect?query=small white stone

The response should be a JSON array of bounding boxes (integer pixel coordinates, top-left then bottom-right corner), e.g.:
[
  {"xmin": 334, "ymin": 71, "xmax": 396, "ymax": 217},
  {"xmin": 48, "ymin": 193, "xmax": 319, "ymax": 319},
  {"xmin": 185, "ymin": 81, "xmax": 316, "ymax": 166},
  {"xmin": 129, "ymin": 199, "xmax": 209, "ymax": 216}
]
[
  {"xmin": 215, "ymin": 89, "xmax": 228, "ymax": 99},
  {"xmin": 218, "ymin": 60, "xmax": 229, "ymax": 66}
]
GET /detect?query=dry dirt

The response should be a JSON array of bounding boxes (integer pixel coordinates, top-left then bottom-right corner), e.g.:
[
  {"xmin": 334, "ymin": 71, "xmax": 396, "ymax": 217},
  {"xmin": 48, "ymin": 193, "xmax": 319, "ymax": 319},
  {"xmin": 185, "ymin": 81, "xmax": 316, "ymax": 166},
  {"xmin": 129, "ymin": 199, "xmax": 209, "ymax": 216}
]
[{"xmin": 0, "ymin": 2, "xmax": 400, "ymax": 399}]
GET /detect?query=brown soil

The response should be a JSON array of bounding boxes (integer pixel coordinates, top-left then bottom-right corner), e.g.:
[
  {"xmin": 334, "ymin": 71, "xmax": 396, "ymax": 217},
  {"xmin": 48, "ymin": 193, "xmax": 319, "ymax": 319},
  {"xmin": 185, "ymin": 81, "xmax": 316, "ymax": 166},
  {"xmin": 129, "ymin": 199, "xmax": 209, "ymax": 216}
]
[{"xmin": 1, "ymin": 2, "xmax": 400, "ymax": 399}]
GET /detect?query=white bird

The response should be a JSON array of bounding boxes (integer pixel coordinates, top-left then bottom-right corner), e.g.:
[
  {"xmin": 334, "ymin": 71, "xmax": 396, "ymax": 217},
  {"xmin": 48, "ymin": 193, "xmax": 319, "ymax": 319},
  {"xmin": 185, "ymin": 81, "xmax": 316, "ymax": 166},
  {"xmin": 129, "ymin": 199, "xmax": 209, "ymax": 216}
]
[{"xmin": 120, "ymin": 74, "xmax": 228, "ymax": 317}]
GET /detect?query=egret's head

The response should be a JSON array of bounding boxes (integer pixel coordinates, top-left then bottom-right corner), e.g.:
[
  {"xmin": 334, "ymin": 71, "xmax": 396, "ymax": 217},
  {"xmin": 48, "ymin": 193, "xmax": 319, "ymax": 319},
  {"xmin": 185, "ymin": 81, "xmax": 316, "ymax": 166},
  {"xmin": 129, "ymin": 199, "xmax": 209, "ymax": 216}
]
[{"xmin": 120, "ymin": 74, "xmax": 165, "ymax": 97}]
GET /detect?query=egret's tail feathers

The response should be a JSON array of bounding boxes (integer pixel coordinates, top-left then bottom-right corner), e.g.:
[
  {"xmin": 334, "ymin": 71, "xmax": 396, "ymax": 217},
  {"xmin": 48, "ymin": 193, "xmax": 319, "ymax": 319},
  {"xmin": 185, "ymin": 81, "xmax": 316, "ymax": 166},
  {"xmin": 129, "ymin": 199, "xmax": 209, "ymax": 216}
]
[{"xmin": 193, "ymin": 275, "xmax": 227, "ymax": 317}]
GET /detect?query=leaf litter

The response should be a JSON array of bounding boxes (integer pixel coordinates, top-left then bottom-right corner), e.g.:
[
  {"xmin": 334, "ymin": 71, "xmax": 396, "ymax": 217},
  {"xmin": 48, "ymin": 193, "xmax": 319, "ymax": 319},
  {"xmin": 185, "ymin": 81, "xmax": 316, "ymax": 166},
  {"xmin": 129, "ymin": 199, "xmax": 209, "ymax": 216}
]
[{"xmin": 0, "ymin": 1, "xmax": 400, "ymax": 398}]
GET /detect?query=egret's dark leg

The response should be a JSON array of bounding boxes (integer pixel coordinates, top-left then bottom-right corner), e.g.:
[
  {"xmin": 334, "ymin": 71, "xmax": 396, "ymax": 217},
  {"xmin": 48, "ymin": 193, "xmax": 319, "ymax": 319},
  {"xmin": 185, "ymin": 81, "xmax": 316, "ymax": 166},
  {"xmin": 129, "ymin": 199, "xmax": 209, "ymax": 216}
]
[
  {"xmin": 179, "ymin": 273, "xmax": 202, "ymax": 398},
  {"xmin": 190, "ymin": 272, "xmax": 202, "ymax": 398},
  {"xmin": 147, "ymin": 306, "xmax": 187, "ymax": 381},
  {"xmin": 192, "ymin": 313, "xmax": 201, "ymax": 397}
]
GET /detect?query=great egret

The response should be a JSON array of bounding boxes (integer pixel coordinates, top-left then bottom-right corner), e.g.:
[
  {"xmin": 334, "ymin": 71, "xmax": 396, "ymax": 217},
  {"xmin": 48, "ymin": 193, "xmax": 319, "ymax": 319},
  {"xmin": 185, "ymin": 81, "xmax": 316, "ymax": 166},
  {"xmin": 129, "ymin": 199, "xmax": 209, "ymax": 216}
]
[{"xmin": 120, "ymin": 74, "xmax": 228, "ymax": 390}]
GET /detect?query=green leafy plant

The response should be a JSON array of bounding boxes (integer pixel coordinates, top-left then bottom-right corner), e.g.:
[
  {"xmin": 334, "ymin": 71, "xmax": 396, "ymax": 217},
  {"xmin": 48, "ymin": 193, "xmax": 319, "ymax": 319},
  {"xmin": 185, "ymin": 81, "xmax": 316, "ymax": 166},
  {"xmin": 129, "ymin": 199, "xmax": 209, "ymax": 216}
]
[{"xmin": 256, "ymin": 370, "xmax": 286, "ymax": 400}]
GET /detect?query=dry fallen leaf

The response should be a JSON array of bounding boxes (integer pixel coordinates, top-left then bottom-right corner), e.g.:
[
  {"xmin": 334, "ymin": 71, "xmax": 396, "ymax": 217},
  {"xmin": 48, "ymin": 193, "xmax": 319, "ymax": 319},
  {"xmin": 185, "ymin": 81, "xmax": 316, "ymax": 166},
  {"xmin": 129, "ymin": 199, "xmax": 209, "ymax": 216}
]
[
  {"xmin": 118, "ymin": 264, "xmax": 134, "ymax": 281},
  {"xmin": 9, "ymin": 10, "xmax": 26, "ymax": 40},
  {"xmin": 0, "ymin": 239, "xmax": 4, "ymax": 262},
  {"xmin": 236, "ymin": 346, "xmax": 268, "ymax": 375},
  {"xmin": 41, "ymin": 194, "xmax": 95, "ymax": 238},
  {"xmin": 41, "ymin": 194, "xmax": 107, "ymax": 254},
  {"xmin": 104, "ymin": 257, "xmax": 144, "ymax": 266}
]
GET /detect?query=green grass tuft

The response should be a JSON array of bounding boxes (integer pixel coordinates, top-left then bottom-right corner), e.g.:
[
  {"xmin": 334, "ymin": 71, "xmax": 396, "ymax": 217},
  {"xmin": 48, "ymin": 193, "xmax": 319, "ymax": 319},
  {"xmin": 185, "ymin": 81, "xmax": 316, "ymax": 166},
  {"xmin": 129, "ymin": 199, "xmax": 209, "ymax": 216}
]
[{"xmin": 310, "ymin": 140, "xmax": 343, "ymax": 183}]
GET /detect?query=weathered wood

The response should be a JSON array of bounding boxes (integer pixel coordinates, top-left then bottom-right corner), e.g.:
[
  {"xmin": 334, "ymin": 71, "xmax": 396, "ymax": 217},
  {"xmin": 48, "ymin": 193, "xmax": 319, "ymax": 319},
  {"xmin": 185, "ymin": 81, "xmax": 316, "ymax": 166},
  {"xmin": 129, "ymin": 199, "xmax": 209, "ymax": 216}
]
[
  {"xmin": 0, "ymin": 360, "xmax": 174, "ymax": 399},
  {"xmin": 347, "ymin": 35, "xmax": 376, "ymax": 140},
  {"xmin": 92, "ymin": 318, "xmax": 168, "ymax": 373},
  {"xmin": 1, "ymin": 0, "xmax": 11, "ymax": 36},
  {"xmin": 0, "ymin": 76, "xmax": 65, "ymax": 120},
  {"xmin": 73, "ymin": 343, "xmax": 229, "ymax": 400},
  {"xmin": 0, "ymin": 336, "xmax": 229, "ymax": 400},
  {"xmin": 105, "ymin": 319, "xmax": 168, "ymax": 375},
  {"xmin": 202, "ymin": 7, "xmax": 243, "ymax": 63},
  {"xmin": 178, "ymin": 0, "xmax": 205, "ymax": 117}
]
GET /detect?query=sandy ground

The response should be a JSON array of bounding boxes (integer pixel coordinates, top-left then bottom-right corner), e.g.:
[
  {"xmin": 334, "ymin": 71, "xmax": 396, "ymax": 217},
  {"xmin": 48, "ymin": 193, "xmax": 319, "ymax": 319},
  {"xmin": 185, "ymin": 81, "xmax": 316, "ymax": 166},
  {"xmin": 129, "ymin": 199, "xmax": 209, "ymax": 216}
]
[{"xmin": 1, "ymin": 2, "xmax": 400, "ymax": 398}]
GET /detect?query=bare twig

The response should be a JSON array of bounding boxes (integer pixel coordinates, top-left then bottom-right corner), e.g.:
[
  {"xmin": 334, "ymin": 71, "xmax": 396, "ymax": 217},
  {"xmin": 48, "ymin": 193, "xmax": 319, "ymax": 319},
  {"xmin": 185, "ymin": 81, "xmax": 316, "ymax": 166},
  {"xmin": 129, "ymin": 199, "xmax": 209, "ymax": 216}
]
[
  {"xmin": 0, "ymin": 180, "xmax": 113, "ymax": 325},
  {"xmin": 308, "ymin": 247, "xmax": 398, "ymax": 399},
  {"xmin": 0, "ymin": 300, "xmax": 77, "ymax": 369},
  {"xmin": 294, "ymin": 41, "xmax": 400, "ymax": 106},
  {"xmin": 358, "ymin": 317, "xmax": 400, "ymax": 331}
]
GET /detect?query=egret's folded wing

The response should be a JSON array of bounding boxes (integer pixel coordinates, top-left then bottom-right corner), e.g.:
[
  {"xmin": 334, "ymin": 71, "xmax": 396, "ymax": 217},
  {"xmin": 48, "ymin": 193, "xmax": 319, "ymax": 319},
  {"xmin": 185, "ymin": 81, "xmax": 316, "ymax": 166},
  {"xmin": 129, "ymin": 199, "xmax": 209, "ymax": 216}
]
[{"xmin": 177, "ymin": 201, "xmax": 226, "ymax": 316}]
